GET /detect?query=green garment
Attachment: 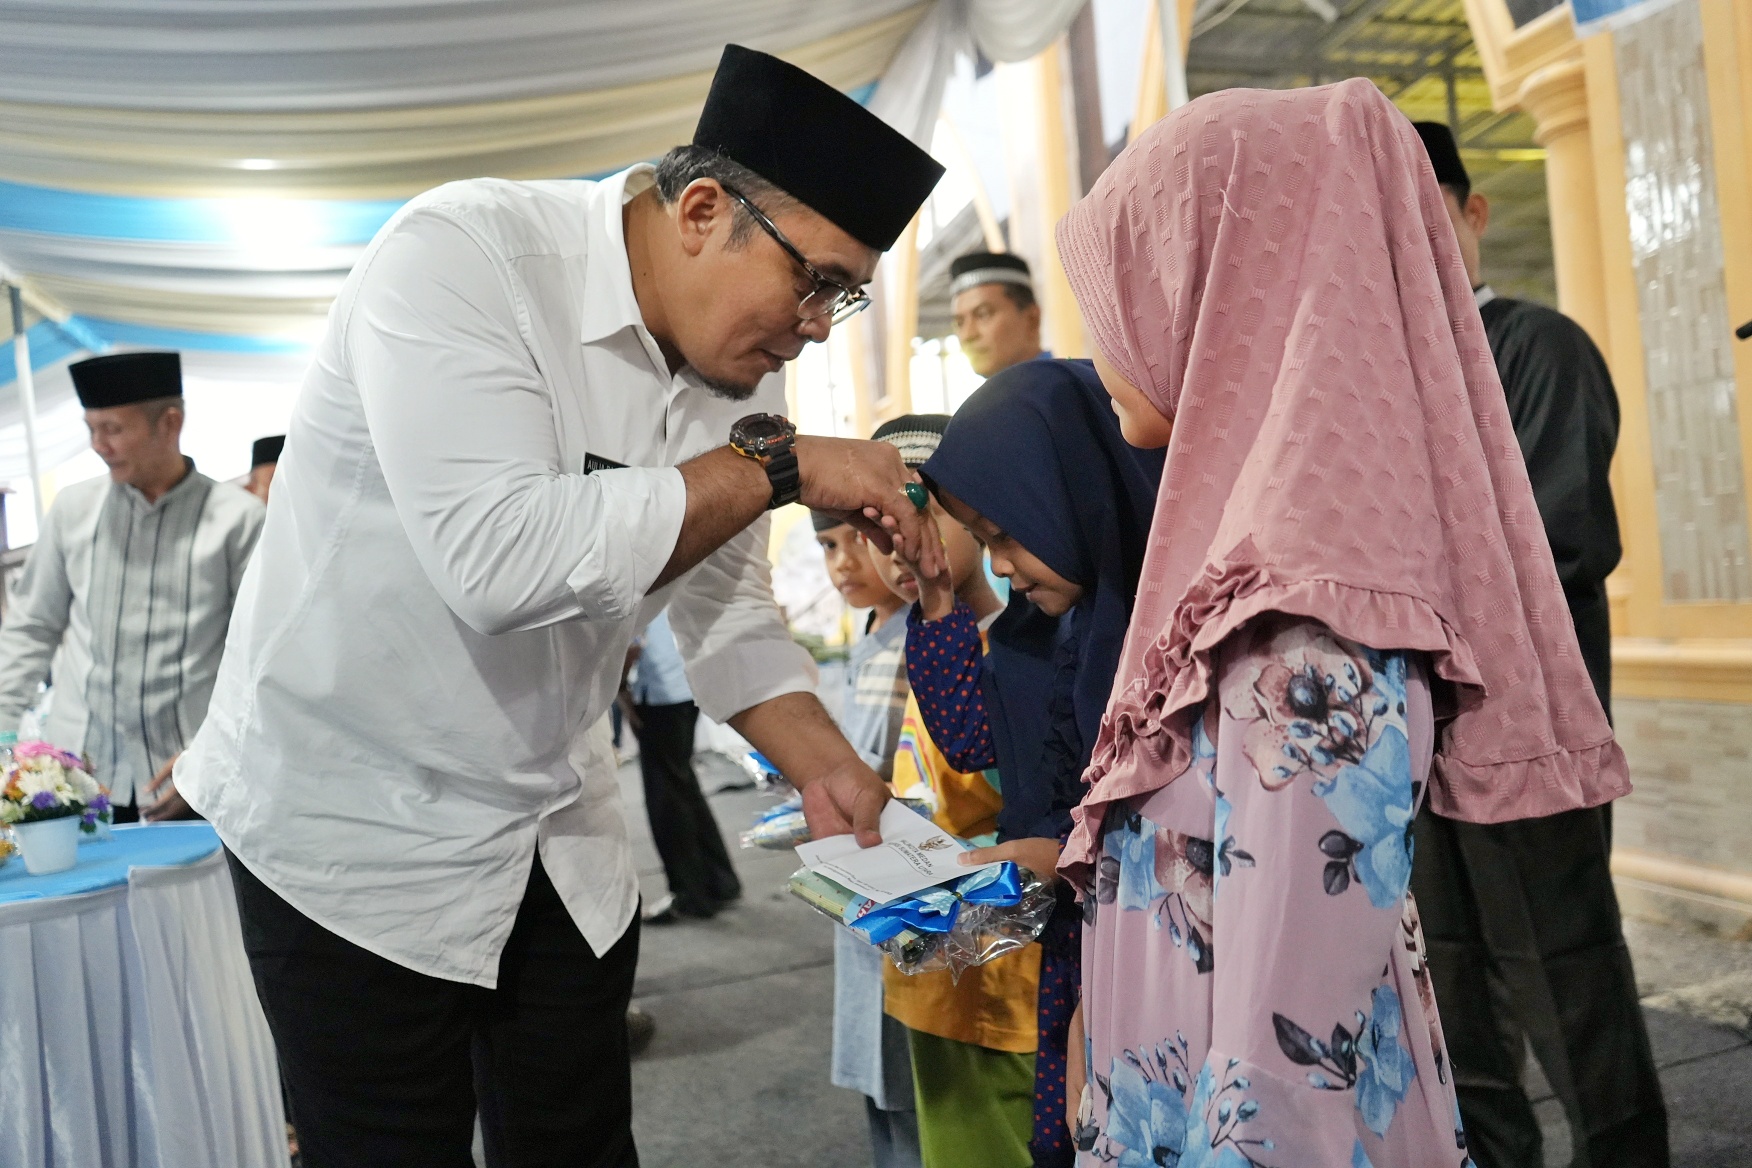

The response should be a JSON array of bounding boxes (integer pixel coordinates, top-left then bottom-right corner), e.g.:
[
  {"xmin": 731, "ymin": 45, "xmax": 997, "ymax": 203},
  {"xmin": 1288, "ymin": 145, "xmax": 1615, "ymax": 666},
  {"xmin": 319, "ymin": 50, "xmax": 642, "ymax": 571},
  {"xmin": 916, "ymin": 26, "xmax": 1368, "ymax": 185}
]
[{"xmin": 908, "ymin": 1029, "xmax": 1035, "ymax": 1168}]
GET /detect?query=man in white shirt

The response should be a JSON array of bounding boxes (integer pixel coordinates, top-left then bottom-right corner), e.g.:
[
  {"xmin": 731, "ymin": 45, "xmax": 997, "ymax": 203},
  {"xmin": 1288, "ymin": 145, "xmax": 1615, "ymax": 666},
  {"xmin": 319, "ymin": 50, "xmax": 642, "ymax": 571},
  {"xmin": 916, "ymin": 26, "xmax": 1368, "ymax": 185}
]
[
  {"xmin": 0, "ymin": 351, "xmax": 263, "ymax": 822},
  {"xmin": 176, "ymin": 45, "xmax": 946, "ymax": 1168}
]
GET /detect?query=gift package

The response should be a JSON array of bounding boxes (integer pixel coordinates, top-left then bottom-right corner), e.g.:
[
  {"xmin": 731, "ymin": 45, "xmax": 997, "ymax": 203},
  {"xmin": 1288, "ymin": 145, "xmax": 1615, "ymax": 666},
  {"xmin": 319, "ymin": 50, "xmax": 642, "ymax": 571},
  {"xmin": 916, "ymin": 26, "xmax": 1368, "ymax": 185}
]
[{"xmin": 786, "ymin": 801, "xmax": 1053, "ymax": 979}]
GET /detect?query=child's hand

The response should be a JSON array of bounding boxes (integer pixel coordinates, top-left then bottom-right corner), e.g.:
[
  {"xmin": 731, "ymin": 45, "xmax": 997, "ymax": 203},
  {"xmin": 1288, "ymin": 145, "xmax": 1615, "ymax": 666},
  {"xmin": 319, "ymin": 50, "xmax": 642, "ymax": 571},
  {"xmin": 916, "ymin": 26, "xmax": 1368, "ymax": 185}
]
[
  {"xmin": 898, "ymin": 508, "xmax": 956, "ymax": 622},
  {"xmin": 958, "ymin": 835, "xmax": 1062, "ymax": 885}
]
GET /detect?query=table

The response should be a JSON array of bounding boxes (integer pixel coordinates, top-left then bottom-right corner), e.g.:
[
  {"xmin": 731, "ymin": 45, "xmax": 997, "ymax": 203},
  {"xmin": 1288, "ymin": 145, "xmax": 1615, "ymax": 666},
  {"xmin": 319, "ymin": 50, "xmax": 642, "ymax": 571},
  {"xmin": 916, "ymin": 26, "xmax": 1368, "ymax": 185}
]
[{"xmin": 0, "ymin": 823, "xmax": 290, "ymax": 1168}]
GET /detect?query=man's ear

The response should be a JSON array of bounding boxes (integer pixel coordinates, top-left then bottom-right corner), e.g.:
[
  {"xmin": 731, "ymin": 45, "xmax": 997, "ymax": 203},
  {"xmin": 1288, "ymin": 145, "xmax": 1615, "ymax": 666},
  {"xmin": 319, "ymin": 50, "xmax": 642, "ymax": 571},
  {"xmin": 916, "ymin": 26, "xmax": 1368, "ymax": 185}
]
[
  {"xmin": 674, "ymin": 179, "xmax": 733, "ymax": 258},
  {"xmin": 1024, "ymin": 302, "xmax": 1042, "ymax": 331},
  {"xmin": 1464, "ymin": 192, "xmax": 1490, "ymax": 239}
]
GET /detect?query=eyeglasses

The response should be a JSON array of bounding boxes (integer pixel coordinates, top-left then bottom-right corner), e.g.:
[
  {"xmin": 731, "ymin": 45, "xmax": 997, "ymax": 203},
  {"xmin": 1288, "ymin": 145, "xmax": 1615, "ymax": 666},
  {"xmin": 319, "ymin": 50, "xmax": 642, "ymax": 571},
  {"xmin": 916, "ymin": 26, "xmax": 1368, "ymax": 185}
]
[{"xmin": 719, "ymin": 183, "xmax": 871, "ymax": 325}]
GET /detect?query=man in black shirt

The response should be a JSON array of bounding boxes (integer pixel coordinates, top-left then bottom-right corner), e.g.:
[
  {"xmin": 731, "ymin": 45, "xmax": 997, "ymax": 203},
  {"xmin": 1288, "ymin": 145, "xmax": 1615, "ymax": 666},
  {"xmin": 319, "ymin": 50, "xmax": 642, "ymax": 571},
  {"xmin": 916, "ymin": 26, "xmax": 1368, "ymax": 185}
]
[{"xmin": 1411, "ymin": 122, "xmax": 1668, "ymax": 1168}]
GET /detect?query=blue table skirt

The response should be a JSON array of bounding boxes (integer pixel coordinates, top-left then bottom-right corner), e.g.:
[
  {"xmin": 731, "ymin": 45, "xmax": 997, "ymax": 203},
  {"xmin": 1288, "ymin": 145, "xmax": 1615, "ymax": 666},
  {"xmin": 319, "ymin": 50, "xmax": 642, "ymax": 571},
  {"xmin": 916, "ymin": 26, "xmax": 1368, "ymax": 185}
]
[{"xmin": 0, "ymin": 822, "xmax": 222, "ymax": 904}]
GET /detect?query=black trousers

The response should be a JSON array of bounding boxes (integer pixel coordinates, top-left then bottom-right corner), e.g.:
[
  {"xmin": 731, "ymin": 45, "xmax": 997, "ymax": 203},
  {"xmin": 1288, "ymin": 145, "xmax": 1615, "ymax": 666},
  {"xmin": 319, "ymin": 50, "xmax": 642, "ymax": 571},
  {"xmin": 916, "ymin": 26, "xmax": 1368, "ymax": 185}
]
[
  {"xmin": 228, "ymin": 851, "xmax": 640, "ymax": 1168},
  {"xmin": 1412, "ymin": 806, "xmax": 1668, "ymax": 1168},
  {"xmin": 633, "ymin": 701, "xmax": 741, "ymax": 914}
]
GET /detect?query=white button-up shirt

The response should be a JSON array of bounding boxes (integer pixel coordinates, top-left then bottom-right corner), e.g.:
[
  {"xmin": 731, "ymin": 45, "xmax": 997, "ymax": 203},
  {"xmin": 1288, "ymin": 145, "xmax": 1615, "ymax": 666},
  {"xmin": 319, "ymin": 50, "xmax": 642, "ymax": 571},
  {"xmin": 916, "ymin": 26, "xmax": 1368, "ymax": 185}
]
[{"xmin": 178, "ymin": 165, "xmax": 816, "ymax": 987}]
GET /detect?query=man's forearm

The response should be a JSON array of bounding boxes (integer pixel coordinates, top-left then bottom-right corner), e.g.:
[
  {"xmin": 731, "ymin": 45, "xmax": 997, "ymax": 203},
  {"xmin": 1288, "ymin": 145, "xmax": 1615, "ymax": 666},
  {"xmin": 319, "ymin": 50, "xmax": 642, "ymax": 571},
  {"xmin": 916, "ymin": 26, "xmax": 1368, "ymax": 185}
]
[
  {"xmin": 652, "ymin": 446, "xmax": 771, "ymax": 590},
  {"xmin": 727, "ymin": 690, "xmax": 863, "ymax": 788}
]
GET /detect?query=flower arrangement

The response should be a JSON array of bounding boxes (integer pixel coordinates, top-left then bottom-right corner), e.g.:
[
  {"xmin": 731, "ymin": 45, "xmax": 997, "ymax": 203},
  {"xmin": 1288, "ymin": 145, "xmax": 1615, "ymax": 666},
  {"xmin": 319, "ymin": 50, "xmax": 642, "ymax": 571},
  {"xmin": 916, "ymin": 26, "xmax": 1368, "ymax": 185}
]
[{"xmin": 0, "ymin": 741, "xmax": 110, "ymax": 833}]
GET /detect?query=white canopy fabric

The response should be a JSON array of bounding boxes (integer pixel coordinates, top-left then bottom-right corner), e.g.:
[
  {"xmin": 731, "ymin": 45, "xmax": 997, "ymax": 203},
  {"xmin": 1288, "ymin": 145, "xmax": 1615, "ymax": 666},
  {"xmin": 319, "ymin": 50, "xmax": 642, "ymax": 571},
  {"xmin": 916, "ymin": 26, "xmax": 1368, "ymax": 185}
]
[
  {"xmin": 0, "ymin": 0, "xmax": 1099, "ymax": 490},
  {"xmin": 0, "ymin": 0, "xmax": 1085, "ymax": 198}
]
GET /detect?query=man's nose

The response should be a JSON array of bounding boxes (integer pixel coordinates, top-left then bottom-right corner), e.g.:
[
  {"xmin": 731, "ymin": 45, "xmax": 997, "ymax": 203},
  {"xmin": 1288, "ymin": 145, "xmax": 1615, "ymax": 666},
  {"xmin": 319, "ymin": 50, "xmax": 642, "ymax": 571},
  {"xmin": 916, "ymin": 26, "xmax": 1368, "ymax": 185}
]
[{"xmin": 801, "ymin": 314, "xmax": 832, "ymax": 344}]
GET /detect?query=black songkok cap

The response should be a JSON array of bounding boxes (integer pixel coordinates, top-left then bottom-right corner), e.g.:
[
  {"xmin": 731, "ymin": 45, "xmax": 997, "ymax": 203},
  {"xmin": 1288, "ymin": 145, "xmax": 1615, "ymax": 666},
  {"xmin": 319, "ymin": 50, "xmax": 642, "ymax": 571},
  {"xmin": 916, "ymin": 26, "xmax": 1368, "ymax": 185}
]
[
  {"xmin": 949, "ymin": 252, "xmax": 1032, "ymax": 298},
  {"xmin": 810, "ymin": 509, "xmax": 850, "ymax": 533},
  {"xmin": 70, "ymin": 351, "xmax": 182, "ymax": 410},
  {"xmin": 1412, "ymin": 121, "xmax": 1470, "ymax": 195},
  {"xmin": 693, "ymin": 45, "xmax": 945, "ymax": 252},
  {"xmin": 252, "ymin": 435, "xmax": 285, "ymax": 468},
  {"xmin": 871, "ymin": 413, "xmax": 952, "ymax": 469}
]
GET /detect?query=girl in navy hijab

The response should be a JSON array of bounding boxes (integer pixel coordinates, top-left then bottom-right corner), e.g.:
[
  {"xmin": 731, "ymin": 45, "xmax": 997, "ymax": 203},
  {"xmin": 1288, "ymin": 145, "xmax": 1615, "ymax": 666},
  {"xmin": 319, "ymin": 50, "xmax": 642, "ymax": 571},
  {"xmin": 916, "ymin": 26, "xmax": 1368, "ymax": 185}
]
[{"xmin": 896, "ymin": 357, "xmax": 1163, "ymax": 1166}]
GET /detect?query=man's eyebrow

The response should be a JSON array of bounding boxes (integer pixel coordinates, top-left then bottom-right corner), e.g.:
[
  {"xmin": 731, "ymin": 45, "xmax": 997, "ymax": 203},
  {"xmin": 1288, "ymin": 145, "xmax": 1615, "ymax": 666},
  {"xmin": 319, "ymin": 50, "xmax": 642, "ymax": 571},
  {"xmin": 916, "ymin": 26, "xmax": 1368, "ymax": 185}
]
[{"xmin": 817, "ymin": 262, "xmax": 860, "ymax": 286}]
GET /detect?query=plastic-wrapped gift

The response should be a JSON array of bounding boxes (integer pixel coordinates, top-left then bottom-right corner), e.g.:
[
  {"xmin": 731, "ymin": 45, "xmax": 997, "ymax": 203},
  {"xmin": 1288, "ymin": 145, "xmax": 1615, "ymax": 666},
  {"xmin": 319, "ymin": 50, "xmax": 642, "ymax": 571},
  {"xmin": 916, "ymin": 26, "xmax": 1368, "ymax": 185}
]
[
  {"xmin": 788, "ymin": 859, "xmax": 1054, "ymax": 980},
  {"xmin": 740, "ymin": 793, "xmax": 935, "ymax": 851},
  {"xmin": 740, "ymin": 806, "xmax": 811, "ymax": 850}
]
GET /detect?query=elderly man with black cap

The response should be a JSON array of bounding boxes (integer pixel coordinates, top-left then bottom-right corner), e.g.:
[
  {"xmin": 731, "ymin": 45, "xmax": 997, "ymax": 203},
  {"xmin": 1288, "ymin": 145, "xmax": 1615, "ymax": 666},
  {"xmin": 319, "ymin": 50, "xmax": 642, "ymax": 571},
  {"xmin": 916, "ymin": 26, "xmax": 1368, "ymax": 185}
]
[
  {"xmin": 1412, "ymin": 122, "xmax": 1668, "ymax": 1168},
  {"xmin": 173, "ymin": 45, "xmax": 946, "ymax": 1167},
  {"xmin": 0, "ymin": 352, "xmax": 264, "ymax": 824},
  {"xmin": 950, "ymin": 251, "xmax": 1045, "ymax": 377}
]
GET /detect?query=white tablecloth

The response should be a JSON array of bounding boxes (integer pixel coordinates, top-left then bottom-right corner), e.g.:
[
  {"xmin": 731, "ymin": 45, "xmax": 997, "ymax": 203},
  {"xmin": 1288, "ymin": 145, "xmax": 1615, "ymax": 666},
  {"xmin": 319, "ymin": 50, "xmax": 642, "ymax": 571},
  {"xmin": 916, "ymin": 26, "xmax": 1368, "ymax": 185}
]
[{"xmin": 0, "ymin": 848, "xmax": 290, "ymax": 1168}]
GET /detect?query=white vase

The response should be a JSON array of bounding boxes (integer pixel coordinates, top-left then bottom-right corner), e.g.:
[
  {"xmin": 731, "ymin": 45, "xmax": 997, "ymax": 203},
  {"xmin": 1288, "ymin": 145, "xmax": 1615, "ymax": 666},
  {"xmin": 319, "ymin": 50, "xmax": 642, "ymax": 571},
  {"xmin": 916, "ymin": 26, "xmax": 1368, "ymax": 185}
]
[{"xmin": 15, "ymin": 815, "xmax": 81, "ymax": 875}]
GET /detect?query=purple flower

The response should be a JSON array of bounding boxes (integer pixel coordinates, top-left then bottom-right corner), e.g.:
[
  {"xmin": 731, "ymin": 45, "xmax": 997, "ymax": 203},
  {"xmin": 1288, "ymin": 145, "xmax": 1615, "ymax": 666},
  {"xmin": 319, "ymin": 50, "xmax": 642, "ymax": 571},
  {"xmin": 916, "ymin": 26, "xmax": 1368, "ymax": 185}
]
[
  {"xmin": 30, "ymin": 790, "xmax": 58, "ymax": 810},
  {"xmin": 91, "ymin": 793, "xmax": 110, "ymax": 813}
]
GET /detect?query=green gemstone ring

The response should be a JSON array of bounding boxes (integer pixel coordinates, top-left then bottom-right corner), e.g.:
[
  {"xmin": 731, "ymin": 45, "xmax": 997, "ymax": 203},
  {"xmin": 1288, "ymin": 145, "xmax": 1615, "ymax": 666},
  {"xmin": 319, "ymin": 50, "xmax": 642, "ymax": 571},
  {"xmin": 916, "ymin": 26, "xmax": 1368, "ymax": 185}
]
[{"xmin": 903, "ymin": 482, "xmax": 929, "ymax": 510}]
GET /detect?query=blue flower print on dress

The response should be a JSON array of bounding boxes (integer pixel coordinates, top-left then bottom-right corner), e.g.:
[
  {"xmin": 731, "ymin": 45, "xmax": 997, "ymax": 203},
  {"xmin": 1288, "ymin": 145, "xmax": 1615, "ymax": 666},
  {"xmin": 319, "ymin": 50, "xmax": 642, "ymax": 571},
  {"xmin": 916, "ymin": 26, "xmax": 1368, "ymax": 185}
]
[
  {"xmin": 1354, "ymin": 985, "xmax": 1417, "ymax": 1137},
  {"xmin": 1223, "ymin": 629, "xmax": 1416, "ymax": 908},
  {"xmin": 1097, "ymin": 807, "xmax": 1223, "ymax": 974},
  {"xmin": 1088, "ymin": 1036, "xmax": 1194, "ymax": 1167},
  {"xmin": 1103, "ymin": 1058, "xmax": 1190, "ymax": 1168},
  {"xmin": 1311, "ymin": 723, "xmax": 1416, "ymax": 909},
  {"xmin": 1178, "ymin": 1061, "xmax": 1274, "ymax": 1168},
  {"xmin": 1272, "ymin": 984, "xmax": 1416, "ymax": 1139},
  {"xmin": 1099, "ymin": 810, "xmax": 1166, "ymax": 911},
  {"xmin": 1352, "ymin": 1141, "xmax": 1374, "ymax": 1168}
]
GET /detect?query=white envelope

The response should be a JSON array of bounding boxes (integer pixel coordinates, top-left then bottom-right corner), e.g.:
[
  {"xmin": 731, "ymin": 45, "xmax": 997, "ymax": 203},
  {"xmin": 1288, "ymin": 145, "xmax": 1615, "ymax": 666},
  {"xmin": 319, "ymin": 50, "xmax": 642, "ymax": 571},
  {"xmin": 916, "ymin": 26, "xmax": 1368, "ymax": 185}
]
[{"xmin": 795, "ymin": 800, "xmax": 1002, "ymax": 904}]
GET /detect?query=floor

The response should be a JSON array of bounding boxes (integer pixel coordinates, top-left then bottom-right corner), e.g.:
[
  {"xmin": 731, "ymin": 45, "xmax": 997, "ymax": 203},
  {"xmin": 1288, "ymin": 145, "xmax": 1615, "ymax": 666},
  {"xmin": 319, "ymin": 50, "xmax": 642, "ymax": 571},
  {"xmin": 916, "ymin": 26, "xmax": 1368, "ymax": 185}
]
[{"xmin": 622, "ymin": 754, "xmax": 1752, "ymax": 1168}]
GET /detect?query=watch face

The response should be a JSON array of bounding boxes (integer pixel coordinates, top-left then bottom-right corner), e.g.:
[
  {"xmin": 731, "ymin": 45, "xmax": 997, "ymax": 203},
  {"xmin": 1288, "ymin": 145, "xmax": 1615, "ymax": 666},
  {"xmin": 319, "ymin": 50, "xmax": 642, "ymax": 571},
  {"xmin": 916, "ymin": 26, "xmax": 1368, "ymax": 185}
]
[{"xmin": 735, "ymin": 413, "xmax": 794, "ymax": 452}]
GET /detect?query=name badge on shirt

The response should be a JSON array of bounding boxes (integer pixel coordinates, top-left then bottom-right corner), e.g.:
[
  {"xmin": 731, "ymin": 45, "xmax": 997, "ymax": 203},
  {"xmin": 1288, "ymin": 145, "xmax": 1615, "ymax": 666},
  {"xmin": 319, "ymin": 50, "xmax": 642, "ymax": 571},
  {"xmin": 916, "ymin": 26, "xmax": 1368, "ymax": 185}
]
[{"xmin": 583, "ymin": 453, "xmax": 627, "ymax": 474}]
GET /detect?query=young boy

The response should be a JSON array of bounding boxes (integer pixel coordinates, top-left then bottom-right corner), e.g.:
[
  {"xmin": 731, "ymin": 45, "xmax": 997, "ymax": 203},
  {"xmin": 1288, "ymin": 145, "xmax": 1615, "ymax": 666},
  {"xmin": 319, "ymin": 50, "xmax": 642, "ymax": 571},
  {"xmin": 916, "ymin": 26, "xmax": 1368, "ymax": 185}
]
[
  {"xmin": 867, "ymin": 417, "xmax": 1041, "ymax": 1168},
  {"xmin": 814, "ymin": 508, "xmax": 922, "ymax": 1168}
]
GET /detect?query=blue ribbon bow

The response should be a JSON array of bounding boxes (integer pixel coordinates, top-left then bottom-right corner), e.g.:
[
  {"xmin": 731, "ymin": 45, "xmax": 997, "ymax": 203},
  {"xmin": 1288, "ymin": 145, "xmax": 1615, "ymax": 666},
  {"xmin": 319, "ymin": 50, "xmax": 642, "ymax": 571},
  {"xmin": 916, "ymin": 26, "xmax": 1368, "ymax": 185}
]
[{"xmin": 842, "ymin": 861, "xmax": 1026, "ymax": 944}]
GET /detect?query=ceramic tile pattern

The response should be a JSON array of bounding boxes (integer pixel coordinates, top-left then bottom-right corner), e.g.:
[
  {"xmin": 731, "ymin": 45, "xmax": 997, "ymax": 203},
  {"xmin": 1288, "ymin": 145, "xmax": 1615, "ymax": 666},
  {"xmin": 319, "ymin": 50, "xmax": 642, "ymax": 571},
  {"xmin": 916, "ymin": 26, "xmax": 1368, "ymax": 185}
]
[
  {"xmin": 1613, "ymin": 696, "xmax": 1752, "ymax": 875},
  {"xmin": 1616, "ymin": 1, "xmax": 1752, "ymax": 601}
]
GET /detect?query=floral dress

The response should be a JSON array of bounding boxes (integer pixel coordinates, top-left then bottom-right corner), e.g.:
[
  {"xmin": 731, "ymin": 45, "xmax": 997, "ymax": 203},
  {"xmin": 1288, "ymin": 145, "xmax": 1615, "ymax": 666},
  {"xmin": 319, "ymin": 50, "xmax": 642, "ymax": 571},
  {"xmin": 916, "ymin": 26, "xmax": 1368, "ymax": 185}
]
[{"xmin": 1076, "ymin": 618, "xmax": 1470, "ymax": 1168}]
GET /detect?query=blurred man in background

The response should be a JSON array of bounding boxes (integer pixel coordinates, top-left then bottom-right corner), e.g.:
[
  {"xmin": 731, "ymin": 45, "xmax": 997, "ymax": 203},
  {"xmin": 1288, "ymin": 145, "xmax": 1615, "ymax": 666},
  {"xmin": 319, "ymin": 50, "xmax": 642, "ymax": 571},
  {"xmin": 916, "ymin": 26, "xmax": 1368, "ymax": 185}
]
[
  {"xmin": 628, "ymin": 607, "xmax": 742, "ymax": 923},
  {"xmin": 0, "ymin": 351, "xmax": 263, "ymax": 822},
  {"xmin": 248, "ymin": 434, "xmax": 283, "ymax": 503},
  {"xmin": 950, "ymin": 252, "xmax": 1044, "ymax": 378}
]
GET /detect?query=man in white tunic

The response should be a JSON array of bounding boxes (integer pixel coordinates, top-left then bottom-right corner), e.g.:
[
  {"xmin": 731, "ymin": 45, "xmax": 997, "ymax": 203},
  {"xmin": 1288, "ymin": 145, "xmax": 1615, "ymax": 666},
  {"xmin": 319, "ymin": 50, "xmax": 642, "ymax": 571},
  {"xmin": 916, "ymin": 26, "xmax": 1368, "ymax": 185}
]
[
  {"xmin": 176, "ymin": 45, "xmax": 947, "ymax": 1167},
  {"xmin": 0, "ymin": 351, "xmax": 264, "ymax": 822}
]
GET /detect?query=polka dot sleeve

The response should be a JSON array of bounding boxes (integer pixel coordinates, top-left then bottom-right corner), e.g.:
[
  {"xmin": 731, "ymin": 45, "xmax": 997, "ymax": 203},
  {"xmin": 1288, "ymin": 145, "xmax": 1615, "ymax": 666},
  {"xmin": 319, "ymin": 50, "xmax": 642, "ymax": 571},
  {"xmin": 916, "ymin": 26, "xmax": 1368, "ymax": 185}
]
[{"xmin": 903, "ymin": 601, "xmax": 999, "ymax": 773}]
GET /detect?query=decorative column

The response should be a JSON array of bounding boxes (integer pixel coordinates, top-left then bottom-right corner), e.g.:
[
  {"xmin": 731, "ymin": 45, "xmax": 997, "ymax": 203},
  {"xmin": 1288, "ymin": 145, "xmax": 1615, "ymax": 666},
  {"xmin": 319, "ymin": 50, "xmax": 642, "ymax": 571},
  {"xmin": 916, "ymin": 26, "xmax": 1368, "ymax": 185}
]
[
  {"xmin": 878, "ymin": 211, "xmax": 922, "ymax": 421},
  {"xmin": 1517, "ymin": 58, "xmax": 1612, "ymax": 352},
  {"xmin": 996, "ymin": 45, "xmax": 1086, "ymax": 359}
]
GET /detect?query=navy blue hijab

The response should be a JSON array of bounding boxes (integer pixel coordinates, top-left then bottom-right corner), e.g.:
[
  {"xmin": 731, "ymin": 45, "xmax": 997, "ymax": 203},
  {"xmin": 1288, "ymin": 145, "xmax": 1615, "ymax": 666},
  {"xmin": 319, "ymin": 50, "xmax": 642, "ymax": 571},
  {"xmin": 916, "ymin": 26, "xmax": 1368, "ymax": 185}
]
[{"xmin": 923, "ymin": 358, "xmax": 1164, "ymax": 841}]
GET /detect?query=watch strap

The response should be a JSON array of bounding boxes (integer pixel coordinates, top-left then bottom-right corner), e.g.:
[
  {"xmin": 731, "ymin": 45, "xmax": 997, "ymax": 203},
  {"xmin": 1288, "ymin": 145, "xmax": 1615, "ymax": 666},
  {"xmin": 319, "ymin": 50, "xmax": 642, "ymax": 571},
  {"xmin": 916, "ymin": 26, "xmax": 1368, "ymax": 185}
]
[{"xmin": 764, "ymin": 445, "xmax": 801, "ymax": 510}]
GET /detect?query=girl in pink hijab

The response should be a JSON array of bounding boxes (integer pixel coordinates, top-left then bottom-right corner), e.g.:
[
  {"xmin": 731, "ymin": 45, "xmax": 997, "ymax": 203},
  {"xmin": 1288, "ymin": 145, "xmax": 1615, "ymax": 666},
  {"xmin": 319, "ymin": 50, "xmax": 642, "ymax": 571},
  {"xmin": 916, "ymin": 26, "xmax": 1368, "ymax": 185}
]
[{"xmin": 1052, "ymin": 80, "xmax": 1629, "ymax": 1167}]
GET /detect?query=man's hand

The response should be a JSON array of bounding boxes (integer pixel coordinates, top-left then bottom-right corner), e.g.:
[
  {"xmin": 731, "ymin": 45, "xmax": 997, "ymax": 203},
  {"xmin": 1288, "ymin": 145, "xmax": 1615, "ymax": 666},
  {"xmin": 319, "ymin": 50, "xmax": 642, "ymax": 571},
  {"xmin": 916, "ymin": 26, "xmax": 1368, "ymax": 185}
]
[
  {"xmin": 795, "ymin": 436, "xmax": 945, "ymax": 578},
  {"xmin": 142, "ymin": 754, "xmax": 194, "ymax": 822},
  {"xmin": 959, "ymin": 835, "xmax": 1062, "ymax": 885},
  {"xmin": 729, "ymin": 690, "xmax": 889, "ymax": 847},
  {"xmin": 797, "ymin": 756, "xmax": 890, "ymax": 848},
  {"xmin": 657, "ymin": 436, "xmax": 944, "ymax": 590}
]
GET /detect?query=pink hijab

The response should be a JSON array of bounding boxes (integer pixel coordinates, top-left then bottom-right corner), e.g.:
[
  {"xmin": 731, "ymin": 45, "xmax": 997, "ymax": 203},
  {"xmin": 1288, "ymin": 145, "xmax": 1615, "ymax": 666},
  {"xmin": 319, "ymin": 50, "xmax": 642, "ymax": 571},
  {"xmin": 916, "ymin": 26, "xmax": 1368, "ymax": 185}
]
[{"xmin": 1055, "ymin": 80, "xmax": 1628, "ymax": 882}]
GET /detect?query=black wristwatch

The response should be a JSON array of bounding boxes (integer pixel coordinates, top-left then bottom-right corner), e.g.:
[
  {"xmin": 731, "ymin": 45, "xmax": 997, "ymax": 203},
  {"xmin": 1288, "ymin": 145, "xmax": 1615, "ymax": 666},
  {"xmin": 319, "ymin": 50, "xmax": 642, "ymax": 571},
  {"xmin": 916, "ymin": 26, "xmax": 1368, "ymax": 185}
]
[{"xmin": 729, "ymin": 413, "xmax": 801, "ymax": 510}]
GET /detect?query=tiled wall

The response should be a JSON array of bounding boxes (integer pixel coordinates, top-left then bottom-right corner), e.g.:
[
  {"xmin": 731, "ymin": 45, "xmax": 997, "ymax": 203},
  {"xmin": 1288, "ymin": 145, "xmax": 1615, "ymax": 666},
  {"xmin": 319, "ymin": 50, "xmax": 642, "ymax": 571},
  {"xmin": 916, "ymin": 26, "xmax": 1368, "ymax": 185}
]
[
  {"xmin": 1616, "ymin": 0, "xmax": 1752, "ymax": 601},
  {"xmin": 1612, "ymin": 695, "xmax": 1752, "ymax": 873}
]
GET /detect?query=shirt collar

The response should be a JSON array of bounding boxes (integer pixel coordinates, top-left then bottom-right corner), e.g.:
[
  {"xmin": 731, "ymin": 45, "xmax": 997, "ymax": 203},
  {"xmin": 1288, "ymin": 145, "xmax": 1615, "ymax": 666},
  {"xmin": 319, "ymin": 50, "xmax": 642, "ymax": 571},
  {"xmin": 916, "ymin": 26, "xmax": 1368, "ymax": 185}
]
[
  {"xmin": 579, "ymin": 163, "xmax": 658, "ymax": 348},
  {"xmin": 1474, "ymin": 284, "xmax": 1497, "ymax": 309},
  {"xmin": 114, "ymin": 457, "xmax": 199, "ymax": 511}
]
